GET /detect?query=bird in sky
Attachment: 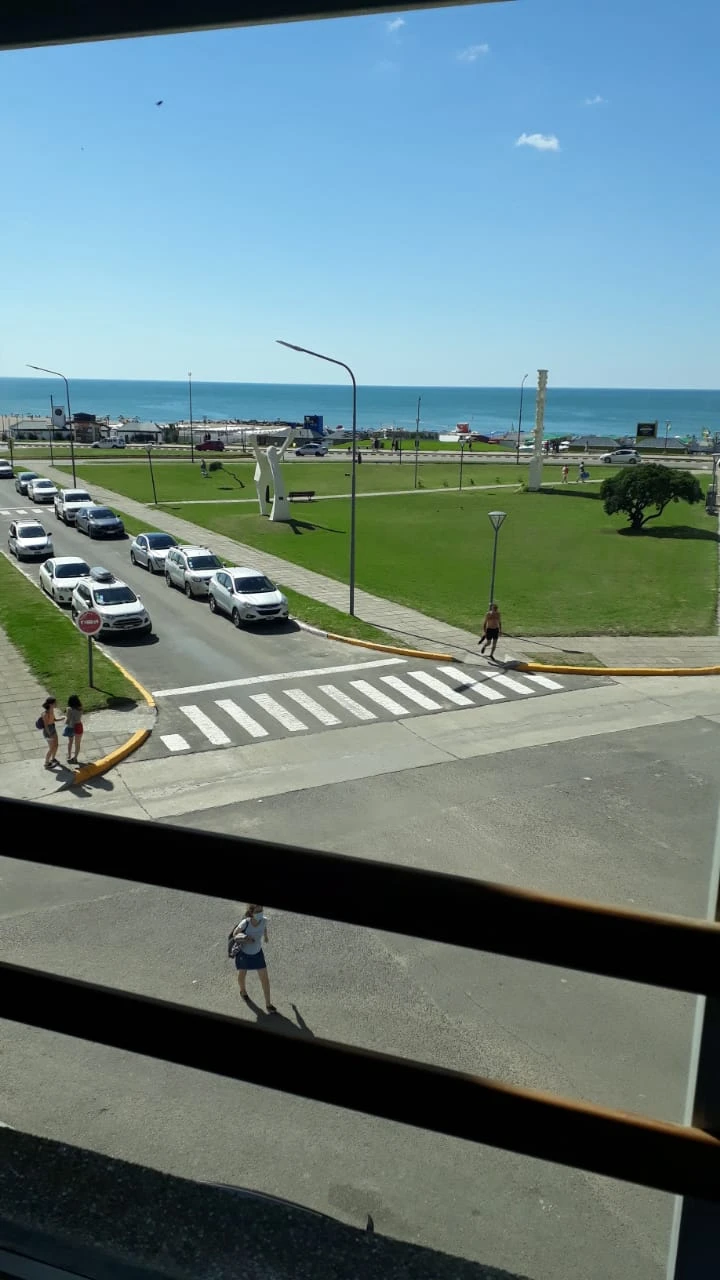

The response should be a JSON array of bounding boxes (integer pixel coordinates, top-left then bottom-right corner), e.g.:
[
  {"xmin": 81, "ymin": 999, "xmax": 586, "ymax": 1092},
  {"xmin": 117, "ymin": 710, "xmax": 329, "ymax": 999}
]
[{"xmin": 155, "ymin": 100, "xmax": 163, "ymax": 107}]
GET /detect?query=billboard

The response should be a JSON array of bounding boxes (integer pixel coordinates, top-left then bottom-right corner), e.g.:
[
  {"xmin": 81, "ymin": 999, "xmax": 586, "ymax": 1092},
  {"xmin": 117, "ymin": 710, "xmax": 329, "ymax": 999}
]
[
  {"xmin": 304, "ymin": 414, "xmax": 324, "ymax": 435},
  {"xmin": 636, "ymin": 422, "xmax": 658, "ymax": 438}
]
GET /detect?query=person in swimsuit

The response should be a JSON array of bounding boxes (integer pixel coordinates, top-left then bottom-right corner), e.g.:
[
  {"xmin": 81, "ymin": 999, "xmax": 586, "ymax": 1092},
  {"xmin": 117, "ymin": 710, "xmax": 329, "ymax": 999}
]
[
  {"xmin": 479, "ymin": 603, "xmax": 502, "ymax": 660},
  {"xmin": 41, "ymin": 696, "xmax": 60, "ymax": 768},
  {"xmin": 231, "ymin": 905, "xmax": 277, "ymax": 1013}
]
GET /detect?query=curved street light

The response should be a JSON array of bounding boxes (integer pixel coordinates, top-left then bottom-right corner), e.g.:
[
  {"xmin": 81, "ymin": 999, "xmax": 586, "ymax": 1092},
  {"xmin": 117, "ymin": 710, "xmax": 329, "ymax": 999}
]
[
  {"xmin": 27, "ymin": 364, "xmax": 77, "ymax": 485},
  {"xmin": 277, "ymin": 340, "xmax": 359, "ymax": 615},
  {"xmin": 487, "ymin": 510, "xmax": 507, "ymax": 606}
]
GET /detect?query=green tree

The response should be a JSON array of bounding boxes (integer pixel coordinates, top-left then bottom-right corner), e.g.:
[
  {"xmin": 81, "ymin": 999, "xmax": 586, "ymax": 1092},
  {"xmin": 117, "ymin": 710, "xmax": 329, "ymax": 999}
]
[{"xmin": 600, "ymin": 464, "xmax": 703, "ymax": 531}]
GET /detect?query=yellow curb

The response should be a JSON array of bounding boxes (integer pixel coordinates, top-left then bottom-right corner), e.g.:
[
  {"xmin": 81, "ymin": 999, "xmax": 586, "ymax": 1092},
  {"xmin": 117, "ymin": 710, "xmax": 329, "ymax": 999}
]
[
  {"xmin": 323, "ymin": 630, "xmax": 457, "ymax": 661},
  {"xmin": 105, "ymin": 655, "xmax": 156, "ymax": 708},
  {"xmin": 73, "ymin": 729, "xmax": 152, "ymax": 785},
  {"xmin": 517, "ymin": 661, "xmax": 720, "ymax": 677}
]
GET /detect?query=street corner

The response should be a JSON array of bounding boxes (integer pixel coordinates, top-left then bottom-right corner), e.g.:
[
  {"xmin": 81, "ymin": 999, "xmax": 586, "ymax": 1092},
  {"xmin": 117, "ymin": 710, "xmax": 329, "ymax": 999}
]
[{"xmin": 0, "ymin": 757, "xmax": 79, "ymax": 802}]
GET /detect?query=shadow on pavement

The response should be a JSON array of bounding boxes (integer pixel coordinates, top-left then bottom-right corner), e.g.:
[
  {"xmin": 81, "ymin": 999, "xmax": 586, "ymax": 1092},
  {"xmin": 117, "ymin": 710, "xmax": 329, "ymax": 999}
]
[{"xmin": 241, "ymin": 996, "xmax": 315, "ymax": 1040}]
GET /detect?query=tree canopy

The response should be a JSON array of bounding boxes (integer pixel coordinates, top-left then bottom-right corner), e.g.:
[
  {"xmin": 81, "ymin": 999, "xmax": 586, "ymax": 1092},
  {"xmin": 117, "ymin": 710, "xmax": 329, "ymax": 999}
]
[{"xmin": 600, "ymin": 464, "xmax": 703, "ymax": 531}]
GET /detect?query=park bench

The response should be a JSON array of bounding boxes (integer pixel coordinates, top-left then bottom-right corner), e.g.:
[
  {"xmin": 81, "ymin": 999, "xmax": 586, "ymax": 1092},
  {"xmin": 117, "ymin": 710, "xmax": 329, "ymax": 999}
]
[{"xmin": 289, "ymin": 490, "xmax": 316, "ymax": 502}]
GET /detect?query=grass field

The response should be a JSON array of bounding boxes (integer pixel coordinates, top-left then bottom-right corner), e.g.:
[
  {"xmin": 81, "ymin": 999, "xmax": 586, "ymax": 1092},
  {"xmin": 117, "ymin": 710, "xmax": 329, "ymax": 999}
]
[{"xmin": 0, "ymin": 555, "xmax": 141, "ymax": 711}]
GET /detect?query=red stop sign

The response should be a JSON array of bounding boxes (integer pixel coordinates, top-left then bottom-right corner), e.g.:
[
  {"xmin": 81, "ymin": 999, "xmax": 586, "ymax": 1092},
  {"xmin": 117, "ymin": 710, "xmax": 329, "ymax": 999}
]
[{"xmin": 77, "ymin": 609, "xmax": 103, "ymax": 636}]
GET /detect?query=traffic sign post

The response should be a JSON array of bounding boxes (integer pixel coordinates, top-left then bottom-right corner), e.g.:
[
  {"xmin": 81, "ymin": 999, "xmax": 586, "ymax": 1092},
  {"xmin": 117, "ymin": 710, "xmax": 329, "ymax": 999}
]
[{"xmin": 76, "ymin": 609, "xmax": 102, "ymax": 687}]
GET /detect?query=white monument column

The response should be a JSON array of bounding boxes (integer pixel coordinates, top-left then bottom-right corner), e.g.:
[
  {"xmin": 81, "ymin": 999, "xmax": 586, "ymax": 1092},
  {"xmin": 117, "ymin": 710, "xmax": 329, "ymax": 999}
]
[{"xmin": 528, "ymin": 369, "xmax": 548, "ymax": 493}]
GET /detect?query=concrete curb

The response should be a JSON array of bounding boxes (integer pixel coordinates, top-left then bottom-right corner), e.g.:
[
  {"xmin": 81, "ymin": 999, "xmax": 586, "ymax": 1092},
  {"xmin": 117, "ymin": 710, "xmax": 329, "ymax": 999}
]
[
  {"xmin": 72, "ymin": 658, "xmax": 157, "ymax": 786},
  {"xmin": 295, "ymin": 619, "xmax": 457, "ymax": 662},
  {"xmin": 516, "ymin": 660, "xmax": 720, "ymax": 677}
]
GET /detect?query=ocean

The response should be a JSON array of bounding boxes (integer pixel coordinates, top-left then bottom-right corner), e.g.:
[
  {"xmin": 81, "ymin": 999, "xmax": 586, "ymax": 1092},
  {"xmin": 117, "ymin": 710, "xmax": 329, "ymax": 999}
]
[{"xmin": 1, "ymin": 378, "xmax": 718, "ymax": 441}]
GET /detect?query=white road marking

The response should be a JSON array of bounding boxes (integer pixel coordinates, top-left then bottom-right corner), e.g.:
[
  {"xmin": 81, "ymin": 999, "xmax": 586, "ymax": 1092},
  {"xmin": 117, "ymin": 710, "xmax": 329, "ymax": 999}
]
[
  {"xmin": 284, "ymin": 688, "xmax": 341, "ymax": 725},
  {"xmin": 380, "ymin": 674, "xmax": 441, "ymax": 710},
  {"xmin": 15, "ymin": 508, "xmax": 27, "ymax": 514},
  {"xmin": 250, "ymin": 693, "xmax": 307, "ymax": 732},
  {"xmin": 215, "ymin": 698, "xmax": 268, "ymax": 737},
  {"xmin": 524, "ymin": 673, "xmax": 564, "ymax": 690},
  {"xmin": 152, "ymin": 657, "xmax": 406, "ymax": 699},
  {"xmin": 490, "ymin": 673, "xmax": 536, "ymax": 696},
  {"xmin": 0, "ymin": 510, "xmax": 10, "ymax": 516},
  {"xmin": 160, "ymin": 733, "xmax": 191, "ymax": 752},
  {"xmin": 350, "ymin": 680, "xmax": 409, "ymax": 716},
  {"xmin": 179, "ymin": 705, "xmax": 232, "ymax": 745},
  {"xmin": 438, "ymin": 667, "xmax": 505, "ymax": 701},
  {"xmin": 318, "ymin": 684, "xmax": 378, "ymax": 721},
  {"xmin": 407, "ymin": 670, "xmax": 474, "ymax": 705}
]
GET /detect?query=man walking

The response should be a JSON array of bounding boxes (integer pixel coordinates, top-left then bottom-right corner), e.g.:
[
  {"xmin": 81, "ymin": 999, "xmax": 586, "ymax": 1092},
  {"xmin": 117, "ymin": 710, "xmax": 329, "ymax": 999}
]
[{"xmin": 479, "ymin": 602, "xmax": 502, "ymax": 660}]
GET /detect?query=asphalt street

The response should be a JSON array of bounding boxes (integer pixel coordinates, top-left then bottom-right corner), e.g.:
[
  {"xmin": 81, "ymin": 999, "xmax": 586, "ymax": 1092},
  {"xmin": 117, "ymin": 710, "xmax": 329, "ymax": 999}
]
[{"xmin": 3, "ymin": 713, "xmax": 719, "ymax": 1280}]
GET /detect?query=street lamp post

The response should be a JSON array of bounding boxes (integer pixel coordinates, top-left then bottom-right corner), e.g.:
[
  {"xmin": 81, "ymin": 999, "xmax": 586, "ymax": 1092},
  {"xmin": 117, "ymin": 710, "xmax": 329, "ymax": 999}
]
[
  {"xmin": 665, "ymin": 420, "xmax": 671, "ymax": 453},
  {"xmin": 147, "ymin": 448, "xmax": 158, "ymax": 505},
  {"xmin": 188, "ymin": 372, "xmax": 194, "ymax": 464},
  {"xmin": 414, "ymin": 396, "xmax": 421, "ymax": 490},
  {"xmin": 487, "ymin": 510, "xmax": 507, "ymax": 606},
  {"xmin": 27, "ymin": 364, "xmax": 76, "ymax": 485},
  {"xmin": 48, "ymin": 395, "xmax": 55, "ymax": 466},
  {"xmin": 515, "ymin": 374, "xmax": 529, "ymax": 465},
  {"xmin": 278, "ymin": 339, "xmax": 358, "ymax": 615},
  {"xmin": 459, "ymin": 440, "xmax": 466, "ymax": 491}
]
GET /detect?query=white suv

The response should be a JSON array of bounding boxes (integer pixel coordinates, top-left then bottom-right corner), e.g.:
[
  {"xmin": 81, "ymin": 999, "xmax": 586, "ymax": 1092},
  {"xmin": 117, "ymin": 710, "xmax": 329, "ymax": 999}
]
[
  {"xmin": 165, "ymin": 545, "xmax": 224, "ymax": 598},
  {"xmin": 600, "ymin": 448, "xmax": 641, "ymax": 465},
  {"xmin": 70, "ymin": 567, "xmax": 152, "ymax": 637},
  {"xmin": 54, "ymin": 487, "xmax": 94, "ymax": 524}
]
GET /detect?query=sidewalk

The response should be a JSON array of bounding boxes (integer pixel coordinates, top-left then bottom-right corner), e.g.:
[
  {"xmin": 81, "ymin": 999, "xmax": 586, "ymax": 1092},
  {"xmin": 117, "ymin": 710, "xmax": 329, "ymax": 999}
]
[{"xmin": 39, "ymin": 463, "xmax": 720, "ymax": 669}]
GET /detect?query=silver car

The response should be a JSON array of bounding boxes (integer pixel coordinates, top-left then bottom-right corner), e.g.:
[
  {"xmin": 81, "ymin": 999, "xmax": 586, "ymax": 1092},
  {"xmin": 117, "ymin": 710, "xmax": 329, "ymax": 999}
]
[
  {"xmin": 208, "ymin": 567, "xmax": 289, "ymax": 626},
  {"xmin": 8, "ymin": 519, "xmax": 54, "ymax": 560},
  {"xmin": 130, "ymin": 531, "xmax": 178, "ymax": 572},
  {"xmin": 165, "ymin": 545, "xmax": 223, "ymax": 598}
]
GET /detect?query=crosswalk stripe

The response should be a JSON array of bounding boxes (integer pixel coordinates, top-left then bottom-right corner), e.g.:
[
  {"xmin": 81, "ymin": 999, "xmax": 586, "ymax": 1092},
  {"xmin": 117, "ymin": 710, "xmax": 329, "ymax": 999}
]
[
  {"xmin": 215, "ymin": 698, "xmax": 268, "ymax": 737},
  {"xmin": 380, "ymin": 674, "xmax": 441, "ymax": 710},
  {"xmin": 318, "ymin": 684, "xmax": 377, "ymax": 721},
  {"xmin": 284, "ymin": 688, "xmax": 341, "ymax": 725},
  {"xmin": 490, "ymin": 673, "xmax": 536, "ymax": 696},
  {"xmin": 407, "ymin": 670, "xmax": 474, "ymax": 706},
  {"xmin": 438, "ymin": 667, "xmax": 505, "ymax": 701},
  {"xmin": 524, "ymin": 673, "xmax": 564, "ymax": 691},
  {"xmin": 180, "ymin": 704, "xmax": 232, "ymax": 745},
  {"xmin": 15, "ymin": 508, "xmax": 27, "ymax": 514},
  {"xmin": 160, "ymin": 733, "xmax": 191, "ymax": 752},
  {"xmin": 0, "ymin": 511, "xmax": 10, "ymax": 516},
  {"xmin": 350, "ymin": 680, "xmax": 409, "ymax": 716},
  {"xmin": 250, "ymin": 692, "xmax": 307, "ymax": 732}
]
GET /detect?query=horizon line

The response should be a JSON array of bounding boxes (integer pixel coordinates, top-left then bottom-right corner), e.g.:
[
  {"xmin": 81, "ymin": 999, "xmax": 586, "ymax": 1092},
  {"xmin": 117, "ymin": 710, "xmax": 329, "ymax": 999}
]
[{"xmin": 5, "ymin": 377, "xmax": 720, "ymax": 394}]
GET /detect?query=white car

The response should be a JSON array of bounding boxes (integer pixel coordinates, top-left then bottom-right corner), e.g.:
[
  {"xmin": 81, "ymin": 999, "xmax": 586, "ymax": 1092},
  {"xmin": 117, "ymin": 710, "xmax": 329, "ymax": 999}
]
[
  {"xmin": 600, "ymin": 448, "xmax": 641, "ymax": 465},
  {"xmin": 129, "ymin": 531, "xmax": 178, "ymax": 572},
  {"xmin": 165, "ymin": 545, "xmax": 224, "ymax": 597},
  {"xmin": 27, "ymin": 477, "xmax": 57, "ymax": 504},
  {"xmin": 208, "ymin": 567, "xmax": 289, "ymax": 626},
  {"xmin": 54, "ymin": 488, "xmax": 94, "ymax": 524},
  {"xmin": 39, "ymin": 556, "xmax": 91, "ymax": 604},
  {"xmin": 91, "ymin": 438, "xmax": 126, "ymax": 449},
  {"xmin": 295, "ymin": 442, "xmax": 328, "ymax": 457},
  {"xmin": 71, "ymin": 567, "xmax": 152, "ymax": 637},
  {"xmin": 8, "ymin": 519, "xmax": 54, "ymax": 560},
  {"xmin": 0, "ymin": 460, "xmax": 13, "ymax": 479}
]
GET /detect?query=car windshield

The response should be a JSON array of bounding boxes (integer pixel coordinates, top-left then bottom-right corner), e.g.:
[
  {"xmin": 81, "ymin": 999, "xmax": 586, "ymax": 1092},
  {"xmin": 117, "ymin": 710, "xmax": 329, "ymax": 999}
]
[
  {"xmin": 20, "ymin": 525, "xmax": 46, "ymax": 538},
  {"xmin": 34, "ymin": 480, "xmax": 53, "ymax": 488},
  {"xmin": 146, "ymin": 534, "xmax": 175, "ymax": 549},
  {"xmin": 234, "ymin": 575, "xmax": 275, "ymax": 594},
  {"xmin": 56, "ymin": 562, "xmax": 89, "ymax": 579},
  {"xmin": 188, "ymin": 555, "xmax": 221, "ymax": 570},
  {"xmin": 93, "ymin": 586, "xmax": 137, "ymax": 605},
  {"xmin": 67, "ymin": 492, "xmax": 91, "ymax": 502},
  {"xmin": 21, "ymin": 473, "xmax": 38, "ymax": 481},
  {"xmin": 92, "ymin": 508, "xmax": 115, "ymax": 519}
]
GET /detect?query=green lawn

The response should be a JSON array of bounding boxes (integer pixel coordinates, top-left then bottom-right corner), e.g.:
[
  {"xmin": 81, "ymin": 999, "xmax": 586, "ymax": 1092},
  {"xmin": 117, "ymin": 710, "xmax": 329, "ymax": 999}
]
[
  {"xmin": 150, "ymin": 485, "xmax": 717, "ymax": 636},
  {"xmin": 0, "ymin": 555, "xmax": 142, "ymax": 711}
]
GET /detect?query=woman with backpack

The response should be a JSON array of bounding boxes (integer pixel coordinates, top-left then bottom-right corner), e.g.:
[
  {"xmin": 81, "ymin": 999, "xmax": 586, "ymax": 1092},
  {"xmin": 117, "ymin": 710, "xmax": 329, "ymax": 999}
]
[
  {"xmin": 230, "ymin": 905, "xmax": 277, "ymax": 1013},
  {"xmin": 39, "ymin": 697, "xmax": 60, "ymax": 769}
]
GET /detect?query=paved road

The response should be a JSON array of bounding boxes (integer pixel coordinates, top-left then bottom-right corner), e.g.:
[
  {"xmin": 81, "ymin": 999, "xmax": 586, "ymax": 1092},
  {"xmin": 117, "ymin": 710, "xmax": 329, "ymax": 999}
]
[{"xmin": 3, "ymin": 705, "xmax": 719, "ymax": 1280}]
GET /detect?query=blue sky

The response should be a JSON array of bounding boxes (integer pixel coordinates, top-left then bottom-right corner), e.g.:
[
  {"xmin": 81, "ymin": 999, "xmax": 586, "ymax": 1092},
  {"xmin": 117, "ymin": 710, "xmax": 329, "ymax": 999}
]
[{"xmin": 2, "ymin": 0, "xmax": 718, "ymax": 387}]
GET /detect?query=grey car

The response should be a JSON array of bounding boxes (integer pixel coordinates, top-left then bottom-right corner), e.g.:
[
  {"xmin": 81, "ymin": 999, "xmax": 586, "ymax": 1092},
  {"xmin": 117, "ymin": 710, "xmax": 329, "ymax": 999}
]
[
  {"xmin": 129, "ymin": 531, "xmax": 178, "ymax": 572},
  {"xmin": 75, "ymin": 505, "xmax": 125, "ymax": 538},
  {"xmin": 14, "ymin": 471, "xmax": 39, "ymax": 495}
]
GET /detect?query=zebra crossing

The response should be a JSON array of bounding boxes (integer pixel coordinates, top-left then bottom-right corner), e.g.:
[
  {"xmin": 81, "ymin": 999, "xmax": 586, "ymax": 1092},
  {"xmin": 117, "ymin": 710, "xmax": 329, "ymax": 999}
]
[{"xmin": 151, "ymin": 659, "xmax": 579, "ymax": 758}]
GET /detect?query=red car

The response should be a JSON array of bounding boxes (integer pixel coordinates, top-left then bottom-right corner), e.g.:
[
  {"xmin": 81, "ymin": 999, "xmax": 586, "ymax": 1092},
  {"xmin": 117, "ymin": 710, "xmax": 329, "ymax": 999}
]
[{"xmin": 196, "ymin": 439, "xmax": 225, "ymax": 452}]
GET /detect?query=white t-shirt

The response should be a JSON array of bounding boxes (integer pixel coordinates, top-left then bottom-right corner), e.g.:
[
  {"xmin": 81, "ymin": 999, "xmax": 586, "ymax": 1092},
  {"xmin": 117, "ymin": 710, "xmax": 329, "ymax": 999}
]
[{"xmin": 234, "ymin": 914, "xmax": 267, "ymax": 955}]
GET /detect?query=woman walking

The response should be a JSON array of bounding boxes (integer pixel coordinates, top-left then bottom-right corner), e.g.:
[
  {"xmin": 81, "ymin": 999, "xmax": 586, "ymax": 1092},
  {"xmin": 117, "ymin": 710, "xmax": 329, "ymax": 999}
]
[
  {"xmin": 63, "ymin": 694, "xmax": 84, "ymax": 763},
  {"xmin": 231, "ymin": 905, "xmax": 277, "ymax": 1012},
  {"xmin": 40, "ymin": 697, "xmax": 60, "ymax": 768}
]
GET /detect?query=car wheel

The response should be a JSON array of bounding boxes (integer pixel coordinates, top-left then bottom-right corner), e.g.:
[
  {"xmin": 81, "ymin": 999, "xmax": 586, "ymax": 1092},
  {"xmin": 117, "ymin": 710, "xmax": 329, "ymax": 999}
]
[
  {"xmin": 130, "ymin": 550, "xmax": 136, "ymax": 565},
  {"xmin": 185, "ymin": 581, "xmax": 193, "ymax": 598},
  {"xmin": 165, "ymin": 572, "xmax": 173, "ymax": 588},
  {"xmin": 209, "ymin": 594, "xmax": 217, "ymax": 613},
  {"xmin": 232, "ymin": 608, "xmax": 242, "ymax": 629}
]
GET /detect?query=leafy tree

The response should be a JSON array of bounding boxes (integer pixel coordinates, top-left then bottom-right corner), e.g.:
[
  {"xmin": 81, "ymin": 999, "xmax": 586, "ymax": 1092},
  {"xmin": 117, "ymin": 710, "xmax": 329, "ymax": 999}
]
[{"xmin": 600, "ymin": 464, "xmax": 703, "ymax": 531}]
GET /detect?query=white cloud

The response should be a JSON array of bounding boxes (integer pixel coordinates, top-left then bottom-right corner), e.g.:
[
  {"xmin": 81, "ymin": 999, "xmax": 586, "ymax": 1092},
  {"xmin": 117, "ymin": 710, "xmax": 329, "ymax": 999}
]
[
  {"xmin": 515, "ymin": 132, "xmax": 560, "ymax": 152},
  {"xmin": 386, "ymin": 17, "xmax": 405, "ymax": 33},
  {"xmin": 457, "ymin": 43, "xmax": 490, "ymax": 62},
  {"xmin": 583, "ymin": 94, "xmax": 607, "ymax": 106}
]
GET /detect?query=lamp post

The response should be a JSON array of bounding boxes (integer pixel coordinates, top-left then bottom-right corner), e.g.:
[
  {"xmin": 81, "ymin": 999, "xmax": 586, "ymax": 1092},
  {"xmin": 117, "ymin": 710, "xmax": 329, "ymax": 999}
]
[
  {"xmin": 278, "ymin": 339, "xmax": 358, "ymax": 615},
  {"xmin": 515, "ymin": 373, "xmax": 529, "ymax": 465},
  {"xmin": 665, "ymin": 420, "xmax": 671, "ymax": 453},
  {"xmin": 459, "ymin": 440, "xmax": 466, "ymax": 491},
  {"xmin": 48, "ymin": 395, "xmax": 55, "ymax": 466},
  {"xmin": 188, "ymin": 372, "xmax": 194, "ymax": 463},
  {"xmin": 487, "ymin": 510, "xmax": 507, "ymax": 606},
  {"xmin": 414, "ymin": 396, "xmax": 421, "ymax": 490},
  {"xmin": 27, "ymin": 364, "xmax": 76, "ymax": 485},
  {"xmin": 147, "ymin": 448, "xmax": 158, "ymax": 505}
]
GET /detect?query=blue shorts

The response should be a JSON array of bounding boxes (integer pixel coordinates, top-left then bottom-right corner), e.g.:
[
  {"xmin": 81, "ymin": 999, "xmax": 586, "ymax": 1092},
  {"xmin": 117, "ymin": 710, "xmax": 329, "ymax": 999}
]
[{"xmin": 234, "ymin": 948, "xmax": 266, "ymax": 971}]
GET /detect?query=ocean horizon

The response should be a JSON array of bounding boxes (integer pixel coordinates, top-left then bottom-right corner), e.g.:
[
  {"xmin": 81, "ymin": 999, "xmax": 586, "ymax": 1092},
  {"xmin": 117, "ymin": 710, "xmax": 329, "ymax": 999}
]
[{"xmin": 1, "ymin": 378, "xmax": 718, "ymax": 441}]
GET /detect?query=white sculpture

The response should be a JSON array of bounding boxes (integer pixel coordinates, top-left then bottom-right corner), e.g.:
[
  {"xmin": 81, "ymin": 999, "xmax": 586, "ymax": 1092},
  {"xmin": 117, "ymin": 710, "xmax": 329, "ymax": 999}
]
[{"xmin": 253, "ymin": 436, "xmax": 291, "ymax": 521}]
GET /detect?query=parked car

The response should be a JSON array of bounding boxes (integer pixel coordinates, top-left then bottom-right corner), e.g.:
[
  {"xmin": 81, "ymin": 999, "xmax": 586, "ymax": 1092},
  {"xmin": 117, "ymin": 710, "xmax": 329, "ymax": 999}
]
[
  {"xmin": 75, "ymin": 505, "xmax": 125, "ymax": 539},
  {"xmin": 600, "ymin": 448, "xmax": 641, "ymax": 465},
  {"xmin": 90, "ymin": 438, "xmax": 126, "ymax": 449},
  {"xmin": 0, "ymin": 460, "xmax": 13, "ymax": 479},
  {"xmin": 15, "ymin": 471, "xmax": 39, "ymax": 495},
  {"xmin": 70, "ymin": 567, "xmax": 152, "ymax": 637},
  {"xmin": 196, "ymin": 439, "xmax": 225, "ymax": 452},
  {"xmin": 165, "ymin": 545, "xmax": 223, "ymax": 597},
  {"xmin": 208, "ymin": 567, "xmax": 289, "ymax": 627},
  {"xmin": 295, "ymin": 442, "xmax": 328, "ymax": 457},
  {"xmin": 129, "ymin": 531, "xmax": 178, "ymax": 572},
  {"xmin": 39, "ymin": 556, "xmax": 91, "ymax": 604},
  {"xmin": 27, "ymin": 477, "xmax": 57, "ymax": 504},
  {"xmin": 8, "ymin": 519, "xmax": 54, "ymax": 560},
  {"xmin": 54, "ymin": 488, "xmax": 94, "ymax": 524}
]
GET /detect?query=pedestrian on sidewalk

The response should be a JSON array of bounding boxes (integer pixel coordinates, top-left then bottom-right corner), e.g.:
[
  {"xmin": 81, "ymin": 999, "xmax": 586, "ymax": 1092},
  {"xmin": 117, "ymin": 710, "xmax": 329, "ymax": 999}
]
[
  {"xmin": 479, "ymin": 602, "xmax": 502, "ymax": 660},
  {"xmin": 40, "ymin": 697, "xmax": 60, "ymax": 768},
  {"xmin": 63, "ymin": 694, "xmax": 84, "ymax": 763},
  {"xmin": 231, "ymin": 905, "xmax": 277, "ymax": 1013},
  {"xmin": 562, "ymin": 464, "xmax": 569, "ymax": 483}
]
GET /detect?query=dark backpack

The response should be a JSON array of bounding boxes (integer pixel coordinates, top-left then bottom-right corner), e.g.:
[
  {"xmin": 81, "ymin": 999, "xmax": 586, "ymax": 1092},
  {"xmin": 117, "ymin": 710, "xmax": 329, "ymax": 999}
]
[
  {"xmin": 35, "ymin": 716, "xmax": 45, "ymax": 731},
  {"xmin": 227, "ymin": 923, "xmax": 247, "ymax": 959}
]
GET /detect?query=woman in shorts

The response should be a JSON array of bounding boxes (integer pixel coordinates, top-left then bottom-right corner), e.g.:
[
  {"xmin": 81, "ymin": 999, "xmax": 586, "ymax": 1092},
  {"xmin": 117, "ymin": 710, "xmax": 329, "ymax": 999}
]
[
  {"xmin": 231, "ymin": 905, "xmax": 277, "ymax": 1013},
  {"xmin": 63, "ymin": 694, "xmax": 84, "ymax": 764},
  {"xmin": 40, "ymin": 697, "xmax": 60, "ymax": 768}
]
